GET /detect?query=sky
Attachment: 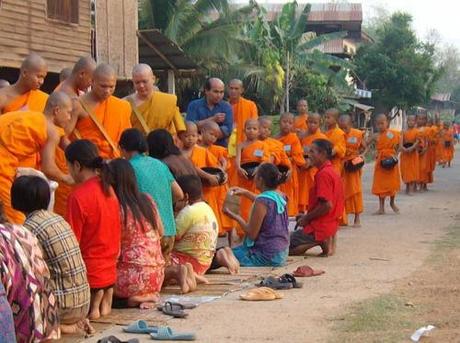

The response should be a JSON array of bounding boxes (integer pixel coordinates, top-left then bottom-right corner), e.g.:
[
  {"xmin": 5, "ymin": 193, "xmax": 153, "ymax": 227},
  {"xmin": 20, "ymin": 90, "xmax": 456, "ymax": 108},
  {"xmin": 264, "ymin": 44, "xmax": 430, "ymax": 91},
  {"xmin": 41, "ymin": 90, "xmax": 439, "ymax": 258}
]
[{"xmin": 233, "ymin": 0, "xmax": 460, "ymax": 49}]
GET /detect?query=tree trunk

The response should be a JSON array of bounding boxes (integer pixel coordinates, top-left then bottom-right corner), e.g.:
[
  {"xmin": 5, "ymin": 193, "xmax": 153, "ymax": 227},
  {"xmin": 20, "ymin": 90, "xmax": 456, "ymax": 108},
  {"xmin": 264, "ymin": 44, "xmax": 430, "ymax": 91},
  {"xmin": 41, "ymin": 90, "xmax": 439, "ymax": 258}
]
[{"xmin": 285, "ymin": 51, "xmax": 290, "ymax": 113}]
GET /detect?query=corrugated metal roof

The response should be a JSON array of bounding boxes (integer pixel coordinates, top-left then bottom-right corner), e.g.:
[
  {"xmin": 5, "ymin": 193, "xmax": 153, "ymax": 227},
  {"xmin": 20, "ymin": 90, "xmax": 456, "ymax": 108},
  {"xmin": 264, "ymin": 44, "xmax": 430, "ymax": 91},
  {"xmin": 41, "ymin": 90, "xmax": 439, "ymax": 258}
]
[{"xmin": 431, "ymin": 93, "xmax": 452, "ymax": 102}]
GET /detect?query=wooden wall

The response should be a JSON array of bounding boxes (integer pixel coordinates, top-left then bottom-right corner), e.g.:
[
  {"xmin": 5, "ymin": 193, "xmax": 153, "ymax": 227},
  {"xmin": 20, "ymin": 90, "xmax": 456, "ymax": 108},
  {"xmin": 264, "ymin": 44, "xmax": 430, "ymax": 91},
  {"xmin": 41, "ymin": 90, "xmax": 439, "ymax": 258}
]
[
  {"xmin": 95, "ymin": 0, "xmax": 138, "ymax": 80},
  {"xmin": 0, "ymin": 0, "xmax": 92, "ymax": 73}
]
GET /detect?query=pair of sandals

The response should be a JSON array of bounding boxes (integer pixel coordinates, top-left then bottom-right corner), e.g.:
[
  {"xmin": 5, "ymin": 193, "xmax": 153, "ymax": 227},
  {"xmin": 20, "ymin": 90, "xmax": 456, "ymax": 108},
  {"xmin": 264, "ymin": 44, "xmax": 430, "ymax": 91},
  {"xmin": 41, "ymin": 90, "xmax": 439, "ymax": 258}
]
[
  {"xmin": 240, "ymin": 287, "xmax": 283, "ymax": 301},
  {"xmin": 255, "ymin": 273, "xmax": 304, "ymax": 290},
  {"xmin": 157, "ymin": 301, "xmax": 196, "ymax": 318},
  {"xmin": 123, "ymin": 320, "xmax": 196, "ymax": 341}
]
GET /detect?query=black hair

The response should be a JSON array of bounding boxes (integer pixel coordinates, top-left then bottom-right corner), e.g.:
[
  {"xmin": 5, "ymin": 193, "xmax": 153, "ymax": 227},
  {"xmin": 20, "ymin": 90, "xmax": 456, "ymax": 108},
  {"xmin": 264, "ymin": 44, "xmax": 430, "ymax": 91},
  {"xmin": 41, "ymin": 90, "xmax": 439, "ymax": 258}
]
[
  {"xmin": 11, "ymin": 176, "xmax": 50, "ymax": 214},
  {"xmin": 119, "ymin": 128, "xmax": 148, "ymax": 153},
  {"xmin": 109, "ymin": 159, "xmax": 159, "ymax": 232},
  {"xmin": 147, "ymin": 129, "xmax": 181, "ymax": 159},
  {"xmin": 255, "ymin": 163, "xmax": 286, "ymax": 189},
  {"xmin": 176, "ymin": 175, "xmax": 203, "ymax": 201},
  {"xmin": 65, "ymin": 139, "xmax": 112, "ymax": 195},
  {"xmin": 312, "ymin": 139, "xmax": 333, "ymax": 160}
]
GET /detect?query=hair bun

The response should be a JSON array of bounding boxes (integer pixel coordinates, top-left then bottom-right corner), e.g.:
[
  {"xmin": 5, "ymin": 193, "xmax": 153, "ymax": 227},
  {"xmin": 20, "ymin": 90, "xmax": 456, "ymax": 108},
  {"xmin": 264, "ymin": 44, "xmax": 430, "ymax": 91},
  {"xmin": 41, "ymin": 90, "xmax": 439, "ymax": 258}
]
[{"xmin": 91, "ymin": 156, "xmax": 104, "ymax": 169}]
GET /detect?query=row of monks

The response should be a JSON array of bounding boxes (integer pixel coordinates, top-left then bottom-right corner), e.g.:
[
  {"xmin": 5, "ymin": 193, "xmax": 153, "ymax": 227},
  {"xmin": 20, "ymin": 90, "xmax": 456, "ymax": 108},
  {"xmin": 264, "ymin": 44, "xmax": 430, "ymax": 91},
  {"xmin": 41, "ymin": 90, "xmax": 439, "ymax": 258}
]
[{"xmin": 0, "ymin": 53, "xmax": 456, "ymax": 231}]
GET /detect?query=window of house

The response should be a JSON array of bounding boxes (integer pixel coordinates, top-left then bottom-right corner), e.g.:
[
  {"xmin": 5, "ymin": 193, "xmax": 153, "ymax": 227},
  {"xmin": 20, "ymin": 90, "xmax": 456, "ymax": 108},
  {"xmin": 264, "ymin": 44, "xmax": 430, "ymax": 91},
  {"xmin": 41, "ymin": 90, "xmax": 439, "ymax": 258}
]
[{"xmin": 47, "ymin": 0, "xmax": 79, "ymax": 24}]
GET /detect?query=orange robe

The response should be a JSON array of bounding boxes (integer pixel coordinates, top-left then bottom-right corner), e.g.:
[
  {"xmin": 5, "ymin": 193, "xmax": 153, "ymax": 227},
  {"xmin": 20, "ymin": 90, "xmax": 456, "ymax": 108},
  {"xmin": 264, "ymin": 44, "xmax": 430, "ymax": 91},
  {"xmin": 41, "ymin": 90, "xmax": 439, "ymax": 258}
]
[
  {"xmin": 400, "ymin": 128, "xmax": 420, "ymax": 184},
  {"xmin": 54, "ymin": 96, "xmax": 131, "ymax": 216},
  {"xmin": 294, "ymin": 114, "xmax": 308, "ymax": 134},
  {"xmin": 207, "ymin": 144, "xmax": 235, "ymax": 235},
  {"xmin": 427, "ymin": 126, "xmax": 438, "ymax": 177},
  {"xmin": 417, "ymin": 127, "xmax": 431, "ymax": 184},
  {"xmin": 277, "ymin": 133, "xmax": 305, "ymax": 217},
  {"xmin": 0, "ymin": 111, "xmax": 48, "ymax": 223},
  {"xmin": 435, "ymin": 124, "xmax": 444, "ymax": 163},
  {"xmin": 372, "ymin": 129, "xmax": 401, "ymax": 197},
  {"xmin": 440, "ymin": 128, "xmax": 455, "ymax": 163},
  {"xmin": 231, "ymin": 97, "xmax": 258, "ymax": 146},
  {"xmin": 238, "ymin": 140, "xmax": 269, "ymax": 235},
  {"xmin": 343, "ymin": 128, "xmax": 364, "ymax": 215},
  {"xmin": 2, "ymin": 89, "xmax": 49, "ymax": 114},
  {"xmin": 325, "ymin": 126, "xmax": 346, "ymax": 175},
  {"xmin": 263, "ymin": 137, "xmax": 291, "ymax": 167},
  {"xmin": 298, "ymin": 130, "xmax": 327, "ymax": 212}
]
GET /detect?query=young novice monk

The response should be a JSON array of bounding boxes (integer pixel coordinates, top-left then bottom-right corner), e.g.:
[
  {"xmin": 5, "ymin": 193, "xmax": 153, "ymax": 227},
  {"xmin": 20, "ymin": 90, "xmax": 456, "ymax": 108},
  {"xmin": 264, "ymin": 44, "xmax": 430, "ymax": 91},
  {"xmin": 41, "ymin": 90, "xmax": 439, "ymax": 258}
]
[
  {"xmin": 338, "ymin": 114, "xmax": 366, "ymax": 227},
  {"xmin": 65, "ymin": 140, "xmax": 121, "ymax": 320},
  {"xmin": 236, "ymin": 119, "xmax": 270, "ymax": 235},
  {"xmin": 369, "ymin": 114, "xmax": 402, "ymax": 214},
  {"xmin": 294, "ymin": 99, "xmax": 309, "ymax": 136},
  {"xmin": 277, "ymin": 113, "xmax": 306, "ymax": 217},
  {"xmin": 400, "ymin": 115, "xmax": 420, "ymax": 195},
  {"xmin": 416, "ymin": 113, "xmax": 430, "ymax": 192},
  {"xmin": 290, "ymin": 139, "xmax": 344, "ymax": 257},
  {"xmin": 298, "ymin": 113, "xmax": 327, "ymax": 213},
  {"xmin": 200, "ymin": 121, "xmax": 234, "ymax": 236},
  {"xmin": 440, "ymin": 121, "xmax": 455, "ymax": 167},
  {"xmin": 258, "ymin": 116, "xmax": 291, "ymax": 169}
]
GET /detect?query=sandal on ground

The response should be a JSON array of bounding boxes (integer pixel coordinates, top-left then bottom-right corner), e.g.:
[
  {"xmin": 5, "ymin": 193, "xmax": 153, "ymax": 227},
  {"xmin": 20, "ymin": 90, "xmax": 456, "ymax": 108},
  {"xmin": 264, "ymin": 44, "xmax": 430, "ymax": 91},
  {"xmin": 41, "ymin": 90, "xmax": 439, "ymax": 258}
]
[
  {"xmin": 279, "ymin": 273, "xmax": 304, "ymax": 288},
  {"xmin": 158, "ymin": 301, "xmax": 188, "ymax": 318},
  {"xmin": 292, "ymin": 265, "xmax": 325, "ymax": 277},
  {"xmin": 97, "ymin": 336, "xmax": 139, "ymax": 343},
  {"xmin": 157, "ymin": 302, "xmax": 196, "ymax": 311},
  {"xmin": 123, "ymin": 320, "xmax": 158, "ymax": 334},
  {"xmin": 150, "ymin": 327, "xmax": 196, "ymax": 341},
  {"xmin": 255, "ymin": 276, "xmax": 293, "ymax": 290},
  {"xmin": 240, "ymin": 287, "xmax": 283, "ymax": 301}
]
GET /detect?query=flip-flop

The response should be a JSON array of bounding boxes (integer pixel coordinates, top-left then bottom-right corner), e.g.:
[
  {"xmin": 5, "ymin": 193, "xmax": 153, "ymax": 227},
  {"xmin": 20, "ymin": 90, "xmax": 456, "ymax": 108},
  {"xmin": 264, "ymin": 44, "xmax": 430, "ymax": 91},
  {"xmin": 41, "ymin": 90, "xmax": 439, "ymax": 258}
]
[
  {"xmin": 157, "ymin": 302, "xmax": 196, "ymax": 311},
  {"xmin": 240, "ymin": 287, "xmax": 283, "ymax": 301},
  {"xmin": 97, "ymin": 336, "xmax": 139, "ymax": 343},
  {"xmin": 255, "ymin": 276, "xmax": 293, "ymax": 290},
  {"xmin": 279, "ymin": 273, "xmax": 304, "ymax": 288},
  {"xmin": 123, "ymin": 320, "xmax": 158, "ymax": 334},
  {"xmin": 150, "ymin": 326, "xmax": 196, "ymax": 341},
  {"xmin": 159, "ymin": 301, "xmax": 188, "ymax": 318},
  {"xmin": 292, "ymin": 265, "xmax": 326, "ymax": 277}
]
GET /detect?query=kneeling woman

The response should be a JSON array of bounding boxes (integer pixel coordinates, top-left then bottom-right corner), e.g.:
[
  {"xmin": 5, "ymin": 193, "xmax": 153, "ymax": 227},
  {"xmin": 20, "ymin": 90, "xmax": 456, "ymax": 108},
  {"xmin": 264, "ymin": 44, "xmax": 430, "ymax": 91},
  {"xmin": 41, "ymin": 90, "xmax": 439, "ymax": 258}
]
[{"xmin": 223, "ymin": 163, "xmax": 289, "ymax": 267}]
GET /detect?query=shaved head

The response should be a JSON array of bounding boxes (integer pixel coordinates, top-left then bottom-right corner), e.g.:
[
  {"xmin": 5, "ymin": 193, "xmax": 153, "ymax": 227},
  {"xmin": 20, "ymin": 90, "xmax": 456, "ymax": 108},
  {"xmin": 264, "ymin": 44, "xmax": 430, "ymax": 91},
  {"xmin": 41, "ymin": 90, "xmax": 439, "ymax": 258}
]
[
  {"xmin": 309, "ymin": 113, "xmax": 321, "ymax": 121},
  {"xmin": 0, "ymin": 79, "xmax": 10, "ymax": 89},
  {"xmin": 228, "ymin": 78, "xmax": 244, "ymax": 101},
  {"xmin": 229, "ymin": 79, "xmax": 243, "ymax": 87},
  {"xmin": 258, "ymin": 116, "xmax": 273, "ymax": 126},
  {"xmin": 94, "ymin": 63, "xmax": 116, "ymax": 80},
  {"xmin": 21, "ymin": 53, "xmax": 47, "ymax": 71},
  {"xmin": 325, "ymin": 108, "xmax": 340, "ymax": 119},
  {"xmin": 185, "ymin": 121, "xmax": 198, "ymax": 132},
  {"xmin": 245, "ymin": 118, "xmax": 259, "ymax": 128},
  {"xmin": 201, "ymin": 121, "xmax": 220, "ymax": 132},
  {"xmin": 376, "ymin": 113, "xmax": 388, "ymax": 122},
  {"xmin": 132, "ymin": 63, "xmax": 154, "ymax": 77},
  {"xmin": 59, "ymin": 68, "xmax": 72, "ymax": 82},
  {"xmin": 91, "ymin": 64, "xmax": 117, "ymax": 100},
  {"xmin": 339, "ymin": 114, "xmax": 352, "ymax": 124},
  {"xmin": 45, "ymin": 91, "xmax": 71, "ymax": 111},
  {"xmin": 72, "ymin": 56, "xmax": 97, "ymax": 75},
  {"xmin": 280, "ymin": 112, "xmax": 294, "ymax": 121}
]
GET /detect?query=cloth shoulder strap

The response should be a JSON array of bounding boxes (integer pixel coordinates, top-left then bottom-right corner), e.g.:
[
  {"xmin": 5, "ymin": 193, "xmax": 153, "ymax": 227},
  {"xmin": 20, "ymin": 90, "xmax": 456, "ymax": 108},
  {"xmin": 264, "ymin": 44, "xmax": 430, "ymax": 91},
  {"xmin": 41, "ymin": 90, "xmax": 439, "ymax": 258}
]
[
  {"xmin": 126, "ymin": 95, "xmax": 150, "ymax": 134},
  {"xmin": 78, "ymin": 99, "xmax": 119, "ymax": 155}
]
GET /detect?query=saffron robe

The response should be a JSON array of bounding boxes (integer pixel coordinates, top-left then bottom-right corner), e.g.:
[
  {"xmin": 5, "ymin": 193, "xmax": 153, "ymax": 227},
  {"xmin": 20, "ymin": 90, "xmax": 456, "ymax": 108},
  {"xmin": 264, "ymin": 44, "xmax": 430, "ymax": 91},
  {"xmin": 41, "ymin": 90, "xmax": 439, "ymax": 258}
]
[
  {"xmin": 342, "ymin": 128, "xmax": 364, "ymax": 215},
  {"xmin": 231, "ymin": 97, "xmax": 258, "ymax": 146},
  {"xmin": 2, "ymin": 89, "xmax": 48, "ymax": 114},
  {"xmin": 371, "ymin": 129, "xmax": 401, "ymax": 197},
  {"xmin": 294, "ymin": 114, "xmax": 308, "ymax": 134},
  {"xmin": 440, "ymin": 128, "xmax": 455, "ymax": 163},
  {"xmin": 417, "ymin": 127, "xmax": 431, "ymax": 184},
  {"xmin": 400, "ymin": 128, "xmax": 420, "ymax": 184},
  {"xmin": 325, "ymin": 126, "xmax": 346, "ymax": 175}
]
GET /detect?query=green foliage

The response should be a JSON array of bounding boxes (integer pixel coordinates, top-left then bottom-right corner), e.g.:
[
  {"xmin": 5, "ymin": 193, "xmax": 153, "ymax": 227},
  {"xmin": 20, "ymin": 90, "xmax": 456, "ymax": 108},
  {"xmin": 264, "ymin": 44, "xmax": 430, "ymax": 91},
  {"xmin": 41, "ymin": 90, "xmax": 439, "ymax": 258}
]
[{"xmin": 355, "ymin": 13, "xmax": 441, "ymax": 112}]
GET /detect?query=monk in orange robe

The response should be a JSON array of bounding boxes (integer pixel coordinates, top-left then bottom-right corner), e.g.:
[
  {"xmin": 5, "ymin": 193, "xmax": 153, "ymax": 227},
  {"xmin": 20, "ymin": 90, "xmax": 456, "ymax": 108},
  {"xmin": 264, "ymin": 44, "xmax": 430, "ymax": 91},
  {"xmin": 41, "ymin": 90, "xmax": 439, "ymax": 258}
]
[
  {"xmin": 294, "ymin": 99, "xmax": 309, "ymax": 136},
  {"xmin": 74, "ymin": 64, "xmax": 132, "ymax": 159},
  {"xmin": 125, "ymin": 64, "xmax": 185, "ymax": 136},
  {"xmin": 416, "ymin": 113, "xmax": 431, "ymax": 192},
  {"xmin": 426, "ymin": 118, "xmax": 439, "ymax": 179},
  {"xmin": 235, "ymin": 119, "xmax": 270, "ymax": 236},
  {"xmin": 298, "ymin": 113, "xmax": 327, "ymax": 213},
  {"xmin": 370, "ymin": 114, "xmax": 402, "ymax": 215},
  {"xmin": 199, "ymin": 121, "xmax": 235, "ymax": 237},
  {"xmin": 258, "ymin": 116, "xmax": 291, "ymax": 168},
  {"xmin": 277, "ymin": 113, "xmax": 306, "ymax": 217},
  {"xmin": 0, "ymin": 92, "xmax": 74, "ymax": 223},
  {"xmin": 400, "ymin": 115, "xmax": 421, "ymax": 195},
  {"xmin": 0, "ymin": 54, "xmax": 49, "ymax": 114},
  {"xmin": 440, "ymin": 122, "xmax": 455, "ymax": 167},
  {"xmin": 53, "ymin": 56, "xmax": 97, "ymax": 216},
  {"xmin": 338, "ymin": 114, "xmax": 366, "ymax": 227}
]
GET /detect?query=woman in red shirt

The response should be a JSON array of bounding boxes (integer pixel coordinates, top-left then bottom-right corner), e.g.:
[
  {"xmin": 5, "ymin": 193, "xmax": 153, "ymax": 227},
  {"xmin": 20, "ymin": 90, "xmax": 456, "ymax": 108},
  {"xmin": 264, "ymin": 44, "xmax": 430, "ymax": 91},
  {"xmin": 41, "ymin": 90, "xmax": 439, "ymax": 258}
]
[
  {"xmin": 65, "ymin": 139, "xmax": 121, "ymax": 320},
  {"xmin": 289, "ymin": 139, "xmax": 344, "ymax": 257}
]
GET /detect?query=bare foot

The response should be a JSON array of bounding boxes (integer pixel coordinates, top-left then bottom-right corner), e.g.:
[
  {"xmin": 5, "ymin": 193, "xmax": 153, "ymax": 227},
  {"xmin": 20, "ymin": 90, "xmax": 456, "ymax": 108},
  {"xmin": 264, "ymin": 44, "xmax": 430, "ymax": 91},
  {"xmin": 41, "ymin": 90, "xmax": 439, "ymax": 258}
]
[
  {"xmin": 88, "ymin": 289, "xmax": 103, "ymax": 320},
  {"xmin": 177, "ymin": 265, "xmax": 190, "ymax": 294},
  {"xmin": 353, "ymin": 223, "xmax": 362, "ymax": 228},
  {"xmin": 390, "ymin": 203, "xmax": 400, "ymax": 214},
  {"xmin": 100, "ymin": 288, "xmax": 113, "ymax": 317},
  {"xmin": 195, "ymin": 273, "xmax": 209, "ymax": 284},
  {"xmin": 373, "ymin": 209, "xmax": 385, "ymax": 215},
  {"xmin": 225, "ymin": 247, "xmax": 240, "ymax": 275},
  {"xmin": 127, "ymin": 294, "xmax": 160, "ymax": 309},
  {"xmin": 215, "ymin": 248, "xmax": 239, "ymax": 275},
  {"xmin": 61, "ymin": 318, "xmax": 95, "ymax": 335},
  {"xmin": 139, "ymin": 302, "xmax": 157, "ymax": 309},
  {"xmin": 185, "ymin": 263, "xmax": 197, "ymax": 291}
]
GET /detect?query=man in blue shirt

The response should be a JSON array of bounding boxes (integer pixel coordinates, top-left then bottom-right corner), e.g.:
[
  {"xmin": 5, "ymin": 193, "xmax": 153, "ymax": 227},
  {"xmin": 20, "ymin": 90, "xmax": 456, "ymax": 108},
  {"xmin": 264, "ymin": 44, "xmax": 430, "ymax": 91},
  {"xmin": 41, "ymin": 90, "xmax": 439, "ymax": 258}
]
[{"xmin": 185, "ymin": 78, "xmax": 233, "ymax": 146}]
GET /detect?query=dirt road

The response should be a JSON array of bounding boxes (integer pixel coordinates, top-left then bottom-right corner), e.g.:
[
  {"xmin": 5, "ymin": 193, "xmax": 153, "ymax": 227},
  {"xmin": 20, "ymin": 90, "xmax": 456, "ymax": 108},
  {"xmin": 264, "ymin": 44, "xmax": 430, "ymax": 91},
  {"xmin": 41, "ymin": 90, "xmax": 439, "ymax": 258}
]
[{"xmin": 85, "ymin": 155, "xmax": 460, "ymax": 343}]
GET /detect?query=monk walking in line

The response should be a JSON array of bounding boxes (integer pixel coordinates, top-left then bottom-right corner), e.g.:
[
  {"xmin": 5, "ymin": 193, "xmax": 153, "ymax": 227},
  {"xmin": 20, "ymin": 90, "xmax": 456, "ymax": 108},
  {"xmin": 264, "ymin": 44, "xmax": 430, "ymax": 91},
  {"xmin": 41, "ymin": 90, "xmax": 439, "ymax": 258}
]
[
  {"xmin": 125, "ymin": 64, "xmax": 185, "ymax": 136},
  {"xmin": 416, "ymin": 113, "xmax": 430, "ymax": 192},
  {"xmin": 400, "ymin": 114, "xmax": 420, "ymax": 195},
  {"xmin": 369, "ymin": 114, "xmax": 402, "ymax": 215},
  {"xmin": 338, "ymin": 114, "xmax": 366, "ymax": 227},
  {"xmin": 0, "ymin": 92, "xmax": 74, "ymax": 223},
  {"xmin": 440, "ymin": 121, "xmax": 455, "ymax": 167},
  {"xmin": 0, "ymin": 53, "xmax": 49, "ymax": 113},
  {"xmin": 298, "ymin": 113, "xmax": 327, "ymax": 213},
  {"xmin": 294, "ymin": 99, "xmax": 309, "ymax": 136}
]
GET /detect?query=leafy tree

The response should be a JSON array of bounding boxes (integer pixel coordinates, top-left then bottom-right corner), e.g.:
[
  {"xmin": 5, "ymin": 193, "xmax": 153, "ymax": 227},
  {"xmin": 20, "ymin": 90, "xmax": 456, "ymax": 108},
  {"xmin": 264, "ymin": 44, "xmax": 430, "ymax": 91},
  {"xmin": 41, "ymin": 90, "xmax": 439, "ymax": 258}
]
[{"xmin": 355, "ymin": 13, "xmax": 442, "ymax": 113}]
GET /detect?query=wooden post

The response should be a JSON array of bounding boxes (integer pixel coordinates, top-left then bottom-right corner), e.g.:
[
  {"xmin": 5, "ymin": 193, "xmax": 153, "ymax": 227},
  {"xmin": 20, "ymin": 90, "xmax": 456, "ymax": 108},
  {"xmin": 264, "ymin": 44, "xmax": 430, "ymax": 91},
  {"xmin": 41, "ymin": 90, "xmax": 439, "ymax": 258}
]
[{"xmin": 167, "ymin": 70, "xmax": 175, "ymax": 94}]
